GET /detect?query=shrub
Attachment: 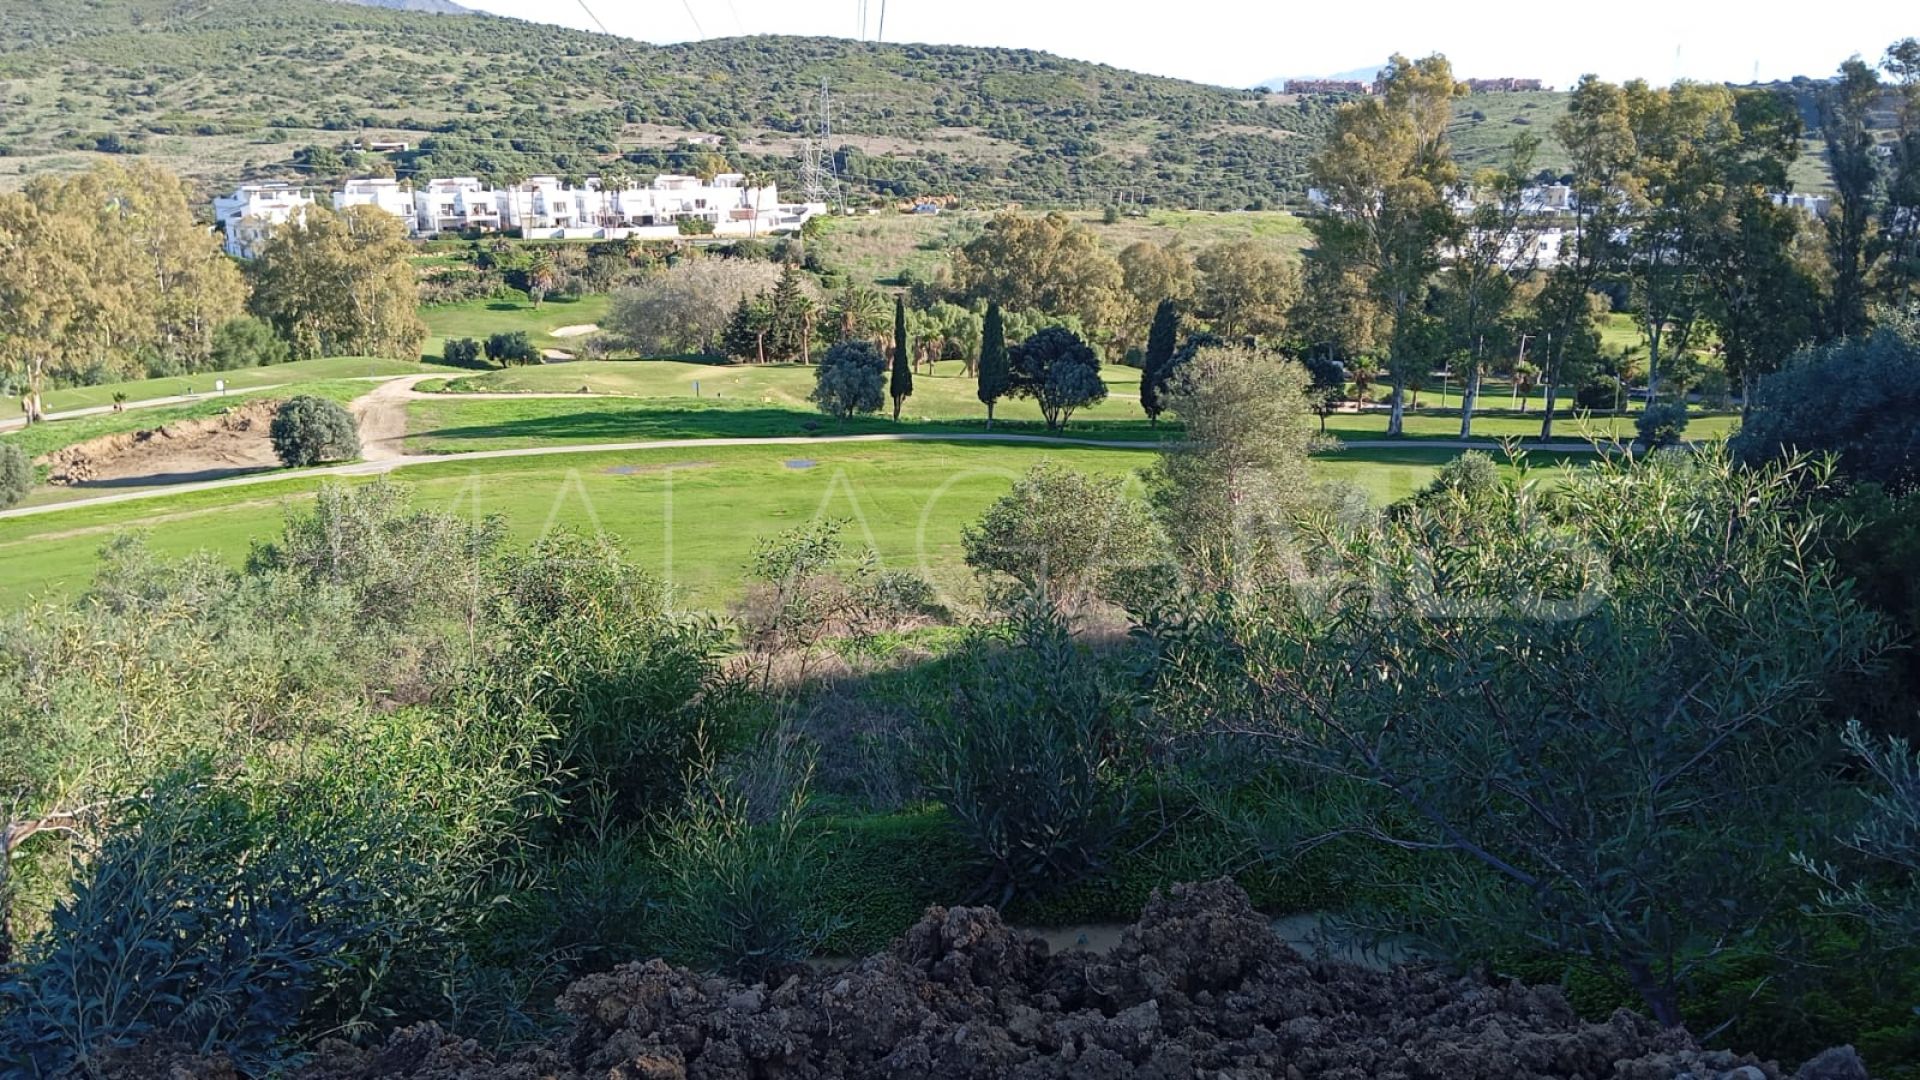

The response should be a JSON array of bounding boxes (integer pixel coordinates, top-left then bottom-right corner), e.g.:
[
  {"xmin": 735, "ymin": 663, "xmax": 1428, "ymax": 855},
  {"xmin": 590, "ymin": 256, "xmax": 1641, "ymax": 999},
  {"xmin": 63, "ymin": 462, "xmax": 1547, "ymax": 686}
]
[
  {"xmin": 962, "ymin": 460, "xmax": 1159, "ymax": 612},
  {"xmin": 1574, "ymin": 378, "xmax": 1618, "ymax": 411},
  {"xmin": 809, "ymin": 339, "xmax": 886, "ymax": 421},
  {"xmin": 1731, "ymin": 319, "xmax": 1920, "ymax": 493},
  {"xmin": 443, "ymin": 337, "xmax": 483, "ymax": 367},
  {"xmin": 652, "ymin": 764, "xmax": 829, "ymax": 980},
  {"xmin": 0, "ymin": 441, "xmax": 30, "ymax": 510},
  {"xmin": 919, "ymin": 601, "xmax": 1135, "ymax": 903},
  {"xmin": 1634, "ymin": 401, "xmax": 1689, "ymax": 449},
  {"xmin": 209, "ymin": 316, "xmax": 290, "ymax": 370},
  {"xmin": 1008, "ymin": 326, "xmax": 1106, "ymax": 429},
  {"xmin": 483, "ymin": 331, "xmax": 538, "ymax": 366},
  {"xmin": 269, "ymin": 395, "xmax": 359, "ymax": 466}
]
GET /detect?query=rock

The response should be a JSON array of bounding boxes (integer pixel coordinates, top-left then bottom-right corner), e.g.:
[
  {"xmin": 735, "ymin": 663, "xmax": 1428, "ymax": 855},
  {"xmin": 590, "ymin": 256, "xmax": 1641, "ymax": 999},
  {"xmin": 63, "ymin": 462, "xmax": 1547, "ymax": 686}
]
[{"xmin": 1794, "ymin": 1046, "xmax": 1870, "ymax": 1080}]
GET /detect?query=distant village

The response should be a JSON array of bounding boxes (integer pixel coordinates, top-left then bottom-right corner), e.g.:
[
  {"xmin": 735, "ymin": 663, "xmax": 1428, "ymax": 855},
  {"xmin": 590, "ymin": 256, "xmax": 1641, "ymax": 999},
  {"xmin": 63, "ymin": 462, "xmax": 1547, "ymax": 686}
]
[
  {"xmin": 1284, "ymin": 75, "xmax": 1551, "ymax": 96},
  {"xmin": 213, "ymin": 173, "xmax": 829, "ymax": 258}
]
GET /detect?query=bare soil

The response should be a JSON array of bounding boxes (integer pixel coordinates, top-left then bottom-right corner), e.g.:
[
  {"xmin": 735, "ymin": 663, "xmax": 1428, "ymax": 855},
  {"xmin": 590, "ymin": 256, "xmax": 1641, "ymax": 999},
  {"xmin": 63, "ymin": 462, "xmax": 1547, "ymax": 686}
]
[
  {"xmin": 91, "ymin": 880, "xmax": 1868, "ymax": 1079},
  {"xmin": 36, "ymin": 400, "xmax": 283, "ymax": 487}
]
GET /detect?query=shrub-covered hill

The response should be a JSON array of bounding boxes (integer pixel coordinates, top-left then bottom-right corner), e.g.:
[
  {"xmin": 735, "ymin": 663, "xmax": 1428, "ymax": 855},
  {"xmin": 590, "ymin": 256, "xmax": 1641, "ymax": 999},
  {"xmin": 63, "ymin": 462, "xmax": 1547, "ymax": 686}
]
[{"xmin": 0, "ymin": 0, "xmax": 1333, "ymax": 209}]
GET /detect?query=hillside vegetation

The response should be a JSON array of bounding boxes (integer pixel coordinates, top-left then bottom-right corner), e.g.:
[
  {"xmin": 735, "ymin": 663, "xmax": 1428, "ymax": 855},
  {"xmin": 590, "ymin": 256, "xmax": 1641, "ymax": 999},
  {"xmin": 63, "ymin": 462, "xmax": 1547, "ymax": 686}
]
[{"xmin": 0, "ymin": 0, "xmax": 1332, "ymax": 208}]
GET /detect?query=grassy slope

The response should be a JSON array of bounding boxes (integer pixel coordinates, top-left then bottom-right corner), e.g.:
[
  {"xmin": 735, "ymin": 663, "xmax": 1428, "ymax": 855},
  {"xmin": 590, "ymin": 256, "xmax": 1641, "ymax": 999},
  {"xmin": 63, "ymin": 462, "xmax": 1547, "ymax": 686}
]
[
  {"xmin": 419, "ymin": 294, "xmax": 613, "ymax": 359},
  {"xmin": 3, "ymin": 379, "xmax": 375, "ymax": 461},
  {"xmin": 33, "ymin": 356, "xmax": 450, "ymax": 414},
  {"xmin": 0, "ymin": 440, "xmax": 1508, "ymax": 609}
]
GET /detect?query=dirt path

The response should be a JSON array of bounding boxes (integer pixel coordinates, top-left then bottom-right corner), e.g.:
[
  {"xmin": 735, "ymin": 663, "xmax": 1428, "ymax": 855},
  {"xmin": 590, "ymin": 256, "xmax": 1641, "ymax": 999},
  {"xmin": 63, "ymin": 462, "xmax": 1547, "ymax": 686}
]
[{"xmin": 349, "ymin": 374, "xmax": 439, "ymax": 462}]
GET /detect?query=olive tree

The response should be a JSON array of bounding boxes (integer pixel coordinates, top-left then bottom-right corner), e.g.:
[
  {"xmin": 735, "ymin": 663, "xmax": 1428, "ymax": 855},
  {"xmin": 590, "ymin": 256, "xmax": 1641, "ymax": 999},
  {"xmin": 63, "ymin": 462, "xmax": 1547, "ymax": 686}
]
[
  {"xmin": 269, "ymin": 395, "xmax": 360, "ymax": 466},
  {"xmin": 808, "ymin": 339, "xmax": 886, "ymax": 421},
  {"xmin": 1008, "ymin": 326, "xmax": 1107, "ymax": 430},
  {"xmin": 962, "ymin": 460, "xmax": 1160, "ymax": 612}
]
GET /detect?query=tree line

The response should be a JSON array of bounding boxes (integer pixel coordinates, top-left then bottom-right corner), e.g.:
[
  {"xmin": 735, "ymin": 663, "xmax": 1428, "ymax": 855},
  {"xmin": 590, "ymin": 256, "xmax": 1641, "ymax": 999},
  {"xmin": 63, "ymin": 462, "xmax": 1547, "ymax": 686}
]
[{"xmin": 0, "ymin": 163, "xmax": 427, "ymax": 423}]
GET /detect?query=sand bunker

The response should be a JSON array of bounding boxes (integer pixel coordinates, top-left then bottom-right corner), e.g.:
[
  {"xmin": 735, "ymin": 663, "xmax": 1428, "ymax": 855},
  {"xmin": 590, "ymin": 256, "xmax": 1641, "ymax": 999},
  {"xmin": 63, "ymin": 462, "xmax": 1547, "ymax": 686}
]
[
  {"xmin": 38, "ymin": 400, "xmax": 283, "ymax": 487},
  {"xmin": 550, "ymin": 323, "xmax": 600, "ymax": 338}
]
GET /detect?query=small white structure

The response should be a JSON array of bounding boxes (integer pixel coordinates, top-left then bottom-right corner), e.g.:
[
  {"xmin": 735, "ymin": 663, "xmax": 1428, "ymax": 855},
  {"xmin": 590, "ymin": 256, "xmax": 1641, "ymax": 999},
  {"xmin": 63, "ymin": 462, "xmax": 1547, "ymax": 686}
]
[
  {"xmin": 333, "ymin": 178, "xmax": 417, "ymax": 233},
  {"xmin": 1771, "ymin": 191, "xmax": 1833, "ymax": 219},
  {"xmin": 213, "ymin": 183, "xmax": 315, "ymax": 259}
]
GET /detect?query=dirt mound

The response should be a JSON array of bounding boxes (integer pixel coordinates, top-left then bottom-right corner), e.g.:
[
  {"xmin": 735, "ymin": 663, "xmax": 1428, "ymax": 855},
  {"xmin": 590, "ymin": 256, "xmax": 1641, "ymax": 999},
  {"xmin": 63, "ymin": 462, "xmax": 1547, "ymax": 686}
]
[
  {"xmin": 39, "ymin": 400, "xmax": 283, "ymax": 486},
  {"xmin": 243, "ymin": 880, "xmax": 1856, "ymax": 1080}
]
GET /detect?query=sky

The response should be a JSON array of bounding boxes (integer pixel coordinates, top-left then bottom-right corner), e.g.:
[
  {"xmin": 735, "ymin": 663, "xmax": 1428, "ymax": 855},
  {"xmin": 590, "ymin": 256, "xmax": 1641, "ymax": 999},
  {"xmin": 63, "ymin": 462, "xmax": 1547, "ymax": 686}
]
[{"xmin": 458, "ymin": 0, "xmax": 1914, "ymax": 90}]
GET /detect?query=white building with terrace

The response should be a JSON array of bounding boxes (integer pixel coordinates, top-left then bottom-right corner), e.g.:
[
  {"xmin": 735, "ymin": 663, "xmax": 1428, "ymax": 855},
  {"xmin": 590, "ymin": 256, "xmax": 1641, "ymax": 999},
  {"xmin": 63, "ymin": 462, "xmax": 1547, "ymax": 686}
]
[{"xmin": 213, "ymin": 183, "xmax": 316, "ymax": 258}]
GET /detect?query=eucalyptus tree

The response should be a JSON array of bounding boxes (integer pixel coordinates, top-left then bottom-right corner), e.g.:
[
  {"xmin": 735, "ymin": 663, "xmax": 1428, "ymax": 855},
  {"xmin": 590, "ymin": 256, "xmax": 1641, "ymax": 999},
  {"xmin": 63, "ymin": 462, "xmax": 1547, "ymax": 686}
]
[
  {"xmin": 1306, "ymin": 54, "xmax": 1463, "ymax": 437},
  {"xmin": 1436, "ymin": 134, "xmax": 1546, "ymax": 438},
  {"xmin": 1818, "ymin": 58, "xmax": 1883, "ymax": 340}
]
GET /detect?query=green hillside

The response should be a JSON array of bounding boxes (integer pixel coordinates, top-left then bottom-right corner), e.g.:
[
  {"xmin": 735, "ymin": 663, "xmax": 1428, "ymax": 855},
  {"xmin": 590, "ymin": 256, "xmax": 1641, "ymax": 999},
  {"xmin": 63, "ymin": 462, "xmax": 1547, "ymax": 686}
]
[{"xmin": 0, "ymin": 0, "xmax": 1331, "ymax": 209}]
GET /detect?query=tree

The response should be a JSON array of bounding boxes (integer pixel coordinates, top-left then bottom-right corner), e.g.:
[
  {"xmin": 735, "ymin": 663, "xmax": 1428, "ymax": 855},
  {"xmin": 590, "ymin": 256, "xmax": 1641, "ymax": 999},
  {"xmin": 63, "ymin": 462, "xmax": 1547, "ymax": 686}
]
[
  {"xmin": 0, "ymin": 441, "xmax": 30, "ymax": 510},
  {"xmin": 1306, "ymin": 54, "xmax": 1463, "ymax": 437},
  {"xmin": 1535, "ymin": 75, "xmax": 1636, "ymax": 439},
  {"xmin": 1730, "ymin": 321, "xmax": 1920, "ymax": 493},
  {"xmin": 1291, "ymin": 250, "xmax": 1384, "ymax": 373},
  {"xmin": 1144, "ymin": 345, "xmax": 1318, "ymax": 592},
  {"xmin": 1302, "ymin": 352, "xmax": 1346, "ymax": 433},
  {"xmin": 1192, "ymin": 239, "xmax": 1300, "ymax": 341},
  {"xmin": 961, "ymin": 460, "xmax": 1159, "ymax": 611},
  {"xmin": 1117, "ymin": 241, "xmax": 1195, "ymax": 353},
  {"xmin": 269, "ymin": 395, "xmax": 361, "ymax": 466},
  {"xmin": 825, "ymin": 283, "xmax": 890, "ymax": 348},
  {"xmin": 603, "ymin": 259, "xmax": 782, "ymax": 356},
  {"xmin": 1437, "ymin": 135, "xmax": 1543, "ymax": 439},
  {"xmin": 1634, "ymin": 401, "xmax": 1690, "ymax": 449},
  {"xmin": 249, "ymin": 204, "xmax": 425, "ymax": 362},
  {"xmin": 525, "ymin": 248, "xmax": 557, "ymax": 307},
  {"xmin": 976, "ymin": 301, "xmax": 1011, "ymax": 427},
  {"xmin": 209, "ymin": 317, "xmax": 289, "ymax": 371},
  {"xmin": 1701, "ymin": 191, "xmax": 1822, "ymax": 405},
  {"xmin": 1818, "ymin": 58, "xmax": 1883, "ymax": 340},
  {"xmin": 442, "ymin": 337, "xmax": 482, "ymax": 367},
  {"xmin": 809, "ymin": 339, "xmax": 886, "ymax": 421},
  {"xmin": 484, "ymin": 331, "xmax": 538, "ymax": 366},
  {"xmin": 1139, "ymin": 299, "xmax": 1181, "ymax": 425},
  {"xmin": 889, "ymin": 295, "xmax": 913, "ymax": 421},
  {"xmin": 948, "ymin": 212, "xmax": 1123, "ymax": 339},
  {"xmin": 1008, "ymin": 327, "xmax": 1107, "ymax": 430},
  {"xmin": 1883, "ymin": 39, "xmax": 1920, "ymax": 310},
  {"xmin": 720, "ymin": 294, "xmax": 772, "ymax": 363},
  {"xmin": 764, "ymin": 263, "xmax": 818, "ymax": 364}
]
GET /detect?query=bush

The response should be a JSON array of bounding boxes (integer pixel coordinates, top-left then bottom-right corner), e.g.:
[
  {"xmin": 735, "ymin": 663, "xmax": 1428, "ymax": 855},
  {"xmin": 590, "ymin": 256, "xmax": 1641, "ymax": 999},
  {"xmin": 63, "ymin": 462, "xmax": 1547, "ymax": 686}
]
[
  {"xmin": 962, "ymin": 460, "xmax": 1159, "ymax": 611},
  {"xmin": 919, "ymin": 601, "xmax": 1135, "ymax": 903},
  {"xmin": 1574, "ymin": 378, "xmax": 1618, "ymax": 411},
  {"xmin": 0, "ymin": 441, "xmax": 30, "ymax": 509},
  {"xmin": 209, "ymin": 316, "xmax": 289, "ymax": 370},
  {"xmin": 483, "ymin": 331, "xmax": 538, "ymax": 366},
  {"xmin": 1008, "ymin": 326, "xmax": 1106, "ymax": 430},
  {"xmin": 1731, "ymin": 319, "xmax": 1920, "ymax": 493},
  {"xmin": 443, "ymin": 337, "xmax": 483, "ymax": 367},
  {"xmin": 269, "ymin": 395, "xmax": 360, "ymax": 466},
  {"xmin": 1634, "ymin": 401, "xmax": 1689, "ymax": 449},
  {"xmin": 809, "ymin": 339, "xmax": 886, "ymax": 421}
]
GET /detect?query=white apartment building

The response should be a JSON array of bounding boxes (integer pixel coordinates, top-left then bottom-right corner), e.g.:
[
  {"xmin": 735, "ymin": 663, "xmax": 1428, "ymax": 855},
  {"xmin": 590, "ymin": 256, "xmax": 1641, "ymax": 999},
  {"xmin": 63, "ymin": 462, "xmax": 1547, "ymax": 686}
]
[
  {"xmin": 1771, "ymin": 191, "xmax": 1833, "ymax": 219},
  {"xmin": 333, "ymin": 178, "xmax": 417, "ymax": 232},
  {"xmin": 416, "ymin": 177, "xmax": 502, "ymax": 235},
  {"xmin": 213, "ymin": 183, "xmax": 316, "ymax": 259}
]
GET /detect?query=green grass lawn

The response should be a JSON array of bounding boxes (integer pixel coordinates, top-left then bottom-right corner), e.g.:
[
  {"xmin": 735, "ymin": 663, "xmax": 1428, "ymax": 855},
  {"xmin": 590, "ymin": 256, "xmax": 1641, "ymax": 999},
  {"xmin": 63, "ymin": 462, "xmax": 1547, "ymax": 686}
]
[
  {"xmin": 2, "ymin": 380, "xmax": 376, "ymax": 462},
  {"xmin": 32, "ymin": 356, "xmax": 449, "ymax": 415},
  {"xmin": 419, "ymin": 294, "xmax": 612, "ymax": 360},
  {"xmin": 0, "ymin": 442, "xmax": 1516, "ymax": 611}
]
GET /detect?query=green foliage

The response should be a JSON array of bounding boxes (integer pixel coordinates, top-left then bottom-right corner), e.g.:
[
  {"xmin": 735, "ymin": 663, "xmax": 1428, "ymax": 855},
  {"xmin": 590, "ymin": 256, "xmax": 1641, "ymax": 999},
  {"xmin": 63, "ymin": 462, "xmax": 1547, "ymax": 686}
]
[
  {"xmin": 208, "ymin": 316, "xmax": 290, "ymax": 371},
  {"xmin": 809, "ymin": 339, "xmax": 886, "ymax": 421},
  {"xmin": 1007, "ymin": 326, "xmax": 1107, "ymax": 430},
  {"xmin": 1143, "ymin": 449, "xmax": 1891, "ymax": 1026},
  {"xmin": 1634, "ymin": 401, "xmax": 1690, "ymax": 449},
  {"xmin": 248, "ymin": 204, "xmax": 426, "ymax": 362},
  {"xmin": 1139, "ymin": 298, "xmax": 1180, "ymax": 423},
  {"xmin": 889, "ymin": 294, "xmax": 913, "ymax": 418},
  {"xmin": 483, "ymin": 330, "xmax": 538, "ymax": 366},
  {"xmin": 961, "ymin": 460, "xmax": 1160, "ymax": 611},
  {"xmin": 976, "ymin": 300, "xmax": 1011, "ymax": 423},
  {"xmin": 919, "ymin": 601, "xmax": 1135, "ymax": 903},
  {"xmin": 268, "ymin": 394, "xmax": 359, "ymax": 466},
  {"xmin": 652, "ymin": 763, "xmax": 830, "ymax": 980},
  {"xmin": 440, "ymin": 337, "xmax": 480, "ymax": 367},
  {"xmin": 1731, "ymin": 319, "xmax": 1920, "ymax": 492},
  {"xmin": 0, "ymin": 441, "xmax": 29, "ymax": 510}
]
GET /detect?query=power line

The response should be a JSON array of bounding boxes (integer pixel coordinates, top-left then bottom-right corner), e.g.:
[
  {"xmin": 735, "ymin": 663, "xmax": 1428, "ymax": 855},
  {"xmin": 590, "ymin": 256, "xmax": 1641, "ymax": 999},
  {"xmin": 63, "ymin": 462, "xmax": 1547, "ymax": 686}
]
[
  {"xmin": 725, "ymin": 0, "xmax": 746, "ymax": 36},
  {"xmin": 573, "ymin": 0, "xmax": 609, "ymax": 35},
  {"xmin": 679, "ymin": 0, "xmax": 706, "ymax": 38}
]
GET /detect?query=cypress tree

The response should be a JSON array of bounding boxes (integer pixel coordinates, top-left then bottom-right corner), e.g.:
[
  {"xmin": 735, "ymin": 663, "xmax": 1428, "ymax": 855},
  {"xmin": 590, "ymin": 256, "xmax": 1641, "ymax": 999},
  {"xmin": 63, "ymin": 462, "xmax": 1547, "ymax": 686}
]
[
  {"xmin": 890, "ymin": 294, "xmax": 914, "ymax": 421},
  {"xmin": 977, "ymin": 300, "xmax": 1010, "ymax": 427},
  {"xmin": 1140, "ymin": 298, "xmax": 1180, "ymax": 425}
]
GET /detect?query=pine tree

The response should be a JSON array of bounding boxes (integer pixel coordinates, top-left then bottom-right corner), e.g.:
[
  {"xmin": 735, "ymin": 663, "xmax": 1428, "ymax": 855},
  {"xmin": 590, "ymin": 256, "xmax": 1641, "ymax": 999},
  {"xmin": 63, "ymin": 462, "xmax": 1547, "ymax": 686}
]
[
  {"xmin": 722, "ymin": 293, "xmax": 771, "ymax": 363},
  {"xmin": 1139, "ymin": 298, "xmax": 1180, "ymax": 425},
  {"xmin": 764, "ymin": 264, "xmax": 815, "ymax": 363},
  {"xmin": 890, "ymin": 294, "xmax": 914, "ymax": 421},
  {"xmin": 976, "ymin": 300, "xmax": 1010, "ymax": 427}
]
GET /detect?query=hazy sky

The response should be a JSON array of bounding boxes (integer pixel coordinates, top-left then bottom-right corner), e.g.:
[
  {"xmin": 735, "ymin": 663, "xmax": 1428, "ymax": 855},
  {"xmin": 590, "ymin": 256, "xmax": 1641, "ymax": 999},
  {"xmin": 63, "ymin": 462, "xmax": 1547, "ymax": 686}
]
[{"xmin": 460, "ymin": 0, "xmax": 1914, "ymax": 89}]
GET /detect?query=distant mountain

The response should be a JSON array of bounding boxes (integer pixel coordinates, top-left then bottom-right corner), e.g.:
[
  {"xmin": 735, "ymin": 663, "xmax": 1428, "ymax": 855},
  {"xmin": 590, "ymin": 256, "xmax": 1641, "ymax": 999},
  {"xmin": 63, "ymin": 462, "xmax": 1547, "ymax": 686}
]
[
  {"xmin": 1260, "ymin": 66, "xmax": 1382, "ymax": 91},
  {"xmin": 333, "ymin": 0, "xmax": 471, "ymax": 12}
]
